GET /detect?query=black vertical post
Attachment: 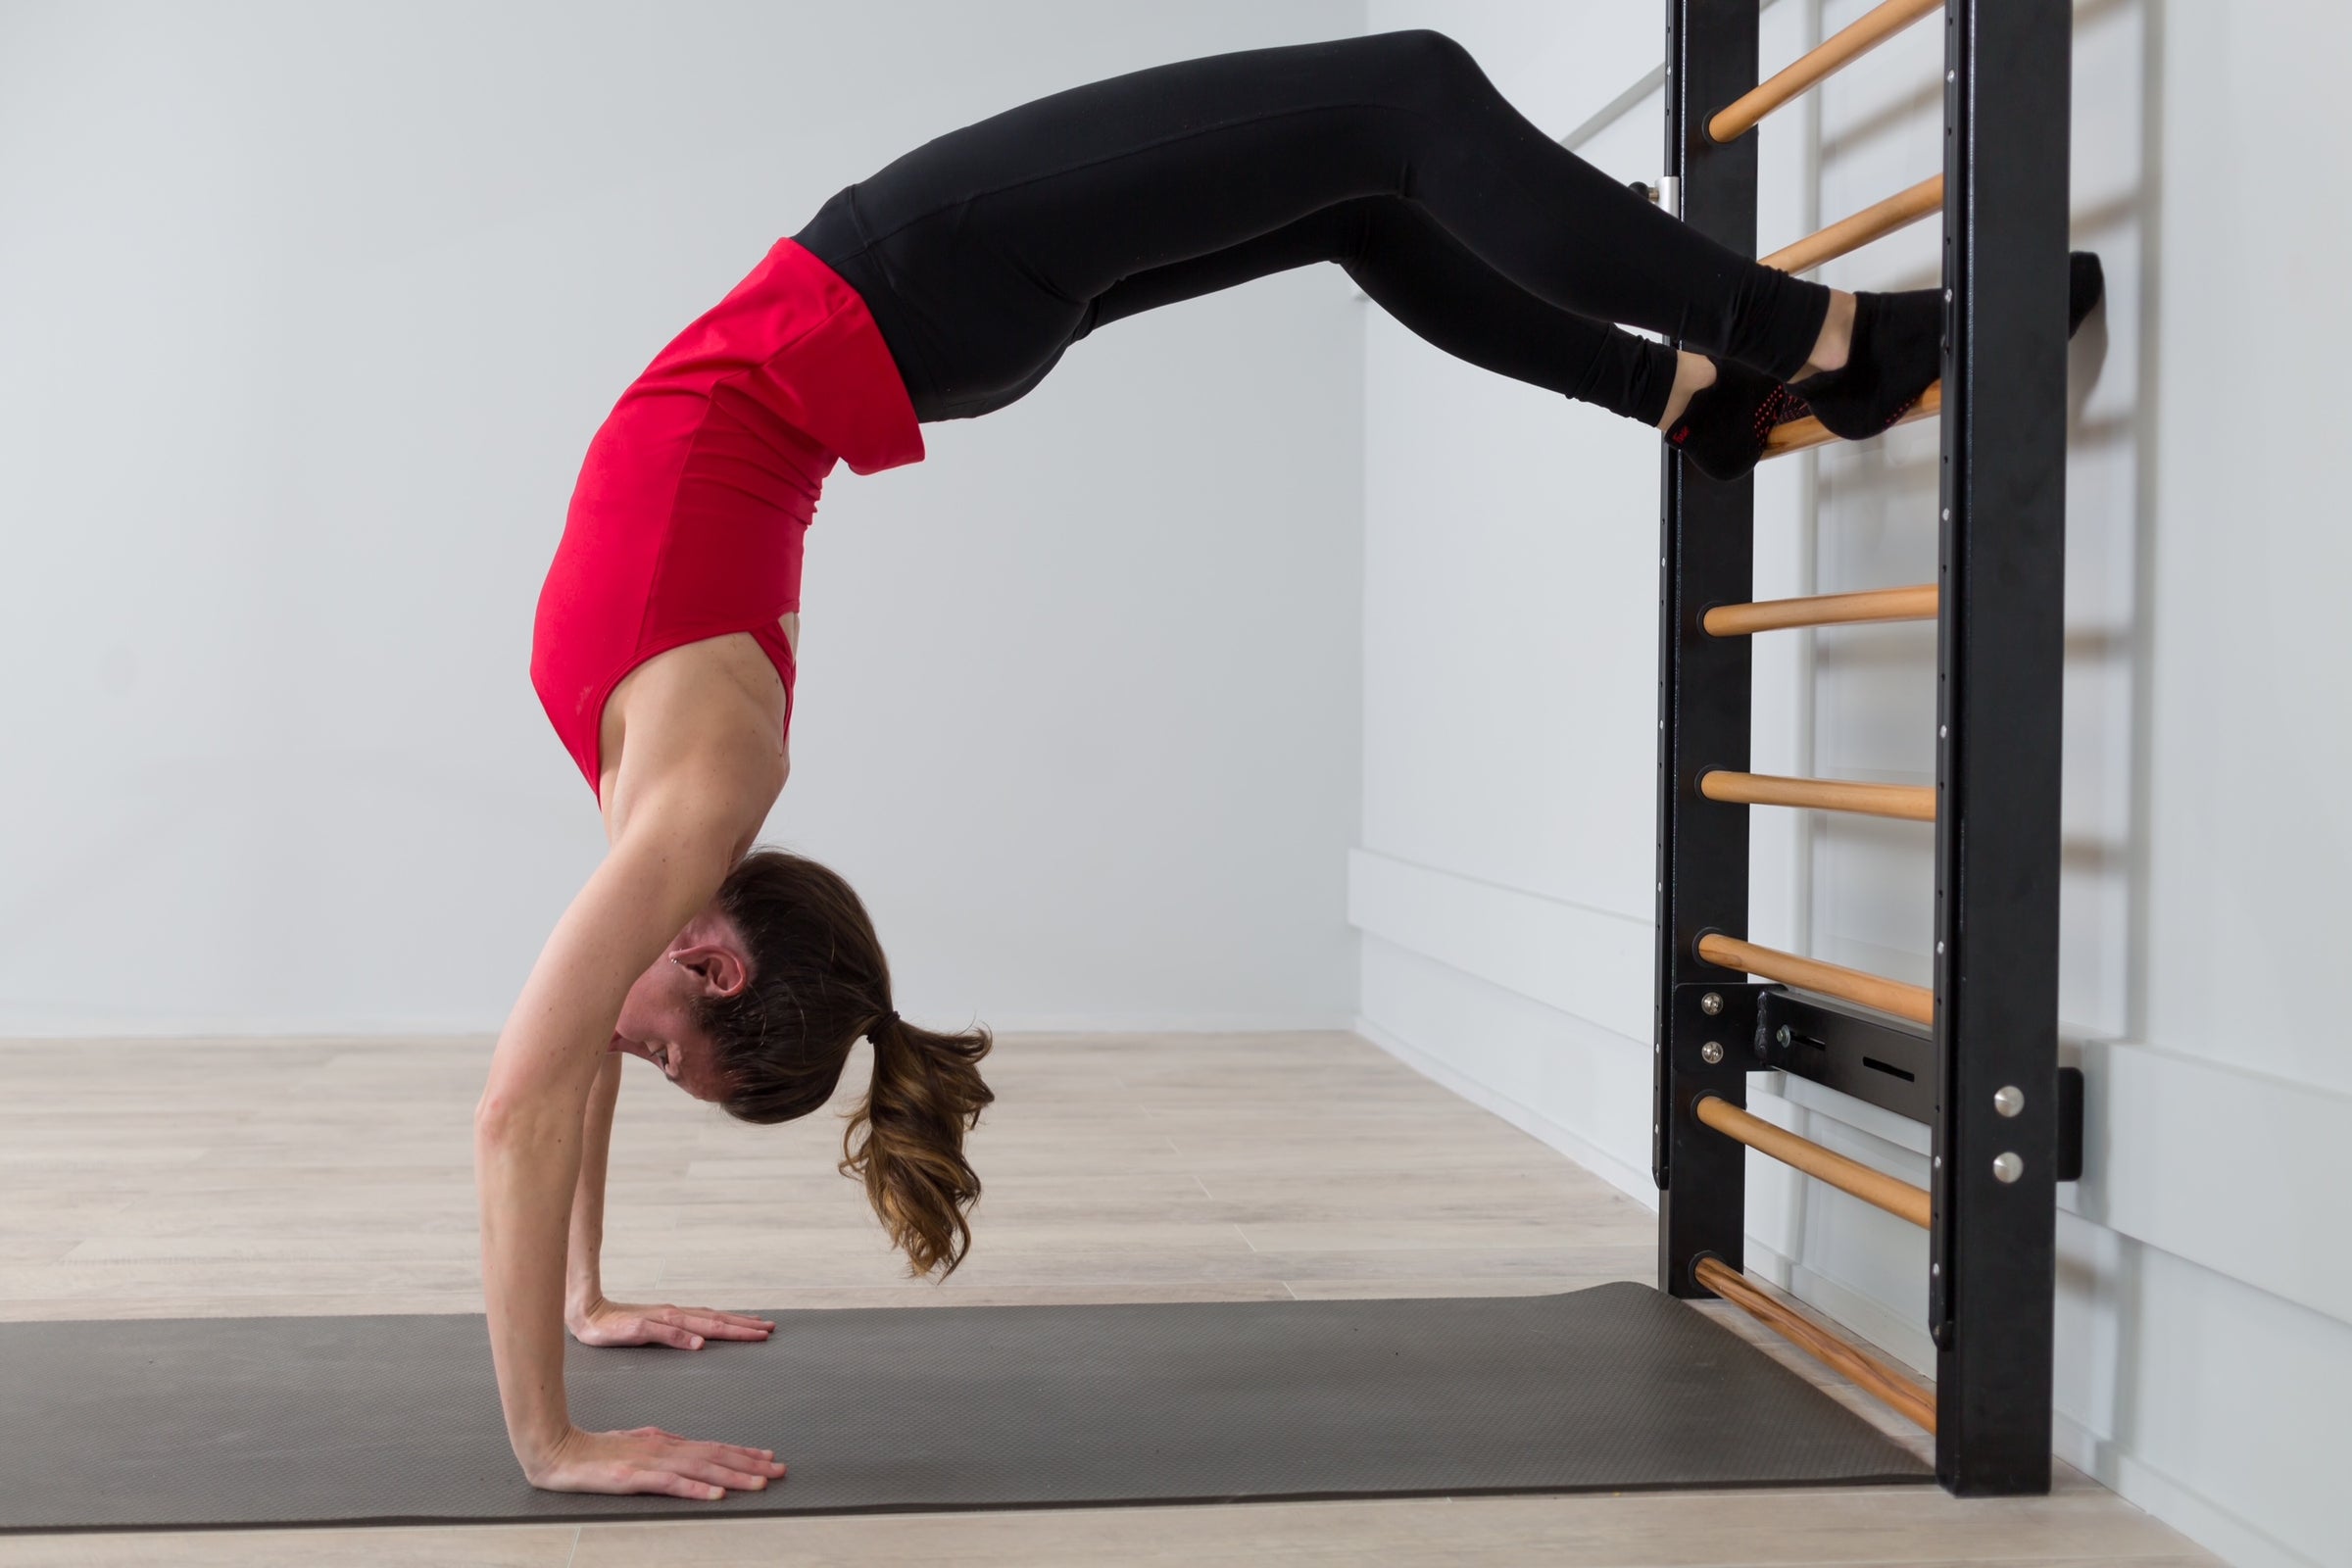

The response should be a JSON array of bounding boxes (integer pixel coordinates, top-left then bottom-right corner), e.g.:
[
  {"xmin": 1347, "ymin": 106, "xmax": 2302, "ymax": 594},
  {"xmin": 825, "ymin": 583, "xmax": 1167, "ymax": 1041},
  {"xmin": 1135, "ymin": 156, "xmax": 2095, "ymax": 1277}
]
[
  {"xmin": 1654, "ymin": 0, "xmax": 1759, "ymax": 1299},
  {"xmin": 1930, "ymin": 0, "xmax": 2071, "ymax": 1495}
]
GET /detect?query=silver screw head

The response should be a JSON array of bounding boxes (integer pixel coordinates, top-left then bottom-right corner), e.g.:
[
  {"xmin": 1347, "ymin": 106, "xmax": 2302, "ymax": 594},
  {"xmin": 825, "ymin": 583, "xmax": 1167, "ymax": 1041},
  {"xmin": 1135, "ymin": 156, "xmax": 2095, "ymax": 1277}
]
[
  {"xmin": 1775, "ymin": 1025, "xmax": 1793, "ymax": 1048},
  {"xmin": 1992, "ymin": 1152, "xmax": 2025, "ymax": 1184},
  {"xmin": 1701, "ymin": 1041, "xmax": 1726, "ymax": 1065},
  {"xmin": 1700, "ymin": 992, "xmax": 1724, "ymax": 1016},
  {"xmin": 1994, "ymin": 1085, "xmax": 2025, "ymax": 1117}
]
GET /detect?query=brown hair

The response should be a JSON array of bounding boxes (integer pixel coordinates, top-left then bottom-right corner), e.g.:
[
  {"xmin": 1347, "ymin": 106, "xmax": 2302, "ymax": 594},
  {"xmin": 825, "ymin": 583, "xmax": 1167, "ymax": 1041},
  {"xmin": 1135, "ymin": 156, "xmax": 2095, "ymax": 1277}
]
[{"xmin": 694, "ymin": 848, "xmax": 994, "ymax": 1276}]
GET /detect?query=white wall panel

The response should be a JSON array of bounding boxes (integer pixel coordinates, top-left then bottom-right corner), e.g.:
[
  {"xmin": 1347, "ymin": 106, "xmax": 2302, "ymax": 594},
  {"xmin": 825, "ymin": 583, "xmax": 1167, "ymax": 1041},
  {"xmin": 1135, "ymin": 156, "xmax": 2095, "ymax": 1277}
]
[{"xmin": 0, "ymin": 0, "xmax": 1367, "ymax": 1035}]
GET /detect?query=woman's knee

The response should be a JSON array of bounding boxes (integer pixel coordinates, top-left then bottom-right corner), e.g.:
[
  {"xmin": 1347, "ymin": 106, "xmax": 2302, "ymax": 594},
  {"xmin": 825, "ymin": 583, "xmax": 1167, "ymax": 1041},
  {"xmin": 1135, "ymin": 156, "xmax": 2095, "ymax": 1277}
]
[{"xmin": 1355, "ymin": 27, "xmax": 1490, "ymax": 102}]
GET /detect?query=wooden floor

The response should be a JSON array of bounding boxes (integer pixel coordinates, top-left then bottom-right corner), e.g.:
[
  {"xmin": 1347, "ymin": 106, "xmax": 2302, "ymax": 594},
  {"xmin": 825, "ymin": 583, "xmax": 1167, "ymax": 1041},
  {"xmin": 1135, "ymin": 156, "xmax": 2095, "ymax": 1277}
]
[{"xmin": 0, "ymin": 1032, "xmax": 2213, "ymax": 1567}]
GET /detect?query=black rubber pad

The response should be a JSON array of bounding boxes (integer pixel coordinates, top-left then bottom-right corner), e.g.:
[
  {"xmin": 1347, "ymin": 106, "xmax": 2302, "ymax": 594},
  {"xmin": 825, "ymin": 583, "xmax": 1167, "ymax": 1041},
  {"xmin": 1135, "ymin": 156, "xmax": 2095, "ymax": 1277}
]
[{"xmin": 0, "ymin": 1282, "xmax": 1927, "ymax": 1532}]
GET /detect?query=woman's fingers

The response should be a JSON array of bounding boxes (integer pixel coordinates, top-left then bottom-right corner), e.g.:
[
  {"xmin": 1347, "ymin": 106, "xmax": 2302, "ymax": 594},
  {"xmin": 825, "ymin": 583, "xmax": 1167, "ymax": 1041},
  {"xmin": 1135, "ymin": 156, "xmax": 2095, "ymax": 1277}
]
[
  {"xmin": 671, "ymin": 1453, "xmax": 778, "ymax": 1491},
  {"xmin": 631, "ymin": 1426, "xmax": 784, "ymax": 1479},
  {"xmin": 636, "ymin": 1435, "xmax": 786, "ymax": 1494},
  {"xmin": 630, "ymin": 1465, "xmax": 727, "ymax": 1501},
  {"xmin": 670, "ymin": 1307, "xmax": 773, "ymax": 1340},
  {"xmin": 533, "ymin": 1426, "xmax": 784, "ymax": 1499},
  {"xmin": 676, "ymin": 1436, "xmax": 786, "ymax": 1475},
  {"xmin": 721, "ymin": 1444, "xmax": 782, "ymax": 1467},
  {"xmin": 624, "ymin": 1305, "xmax": 772, "ymax": 1348},
  {"xmin": 634, "ymin": 1313, "xmax": 707, "ymax": 1350}
]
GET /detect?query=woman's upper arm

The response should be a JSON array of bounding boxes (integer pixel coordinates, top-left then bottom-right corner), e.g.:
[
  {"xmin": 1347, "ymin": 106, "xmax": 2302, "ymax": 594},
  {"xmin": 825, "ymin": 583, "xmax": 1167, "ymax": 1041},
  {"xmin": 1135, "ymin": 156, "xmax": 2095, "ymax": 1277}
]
[
  {"xmin": 479, "ymin": 642, "xmax": 785, "ymax": 1134},
  {"xmin": 475, "ymin": 799, "xmax": 745, "ymax": 1132}
]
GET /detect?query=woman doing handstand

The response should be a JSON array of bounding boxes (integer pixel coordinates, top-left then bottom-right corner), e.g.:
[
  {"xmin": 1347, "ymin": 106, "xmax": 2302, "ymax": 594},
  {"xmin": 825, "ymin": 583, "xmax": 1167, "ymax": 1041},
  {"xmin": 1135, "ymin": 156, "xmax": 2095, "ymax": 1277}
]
[{"xmin": 480, "ymin": 28, "xmax": 2096, "ymax": 1501}]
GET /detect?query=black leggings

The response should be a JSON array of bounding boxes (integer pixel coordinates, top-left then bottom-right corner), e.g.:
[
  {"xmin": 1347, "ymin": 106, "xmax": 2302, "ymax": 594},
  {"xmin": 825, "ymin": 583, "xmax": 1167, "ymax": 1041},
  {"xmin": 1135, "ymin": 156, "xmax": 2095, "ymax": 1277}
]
[{"xmin": 793, "ymin": 29, "xmax": 1830, "ymax": 426}]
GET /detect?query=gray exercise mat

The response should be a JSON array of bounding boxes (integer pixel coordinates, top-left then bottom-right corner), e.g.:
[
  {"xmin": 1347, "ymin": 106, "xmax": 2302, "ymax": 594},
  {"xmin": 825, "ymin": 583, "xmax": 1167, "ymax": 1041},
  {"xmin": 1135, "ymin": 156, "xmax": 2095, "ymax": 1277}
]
[{"xmin": 0, "ymin": 1282, "xmax": 1928, "ymax": 1532}]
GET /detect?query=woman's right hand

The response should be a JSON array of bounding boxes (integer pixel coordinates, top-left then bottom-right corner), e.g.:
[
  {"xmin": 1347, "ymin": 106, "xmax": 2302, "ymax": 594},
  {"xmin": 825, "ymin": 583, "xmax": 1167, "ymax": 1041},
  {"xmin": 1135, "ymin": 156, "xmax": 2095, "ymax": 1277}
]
[{"xmin": 525, "ymin": 1424, "xmax": 787, "ymax": 1499}]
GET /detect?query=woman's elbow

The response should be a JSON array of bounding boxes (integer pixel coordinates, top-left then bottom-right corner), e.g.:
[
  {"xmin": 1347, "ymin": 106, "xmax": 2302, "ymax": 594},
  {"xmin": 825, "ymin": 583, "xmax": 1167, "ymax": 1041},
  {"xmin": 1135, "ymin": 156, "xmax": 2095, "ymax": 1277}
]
[{"xmin": 474, "ymin": 1089, "xmax": 533, "ymax": 1146}]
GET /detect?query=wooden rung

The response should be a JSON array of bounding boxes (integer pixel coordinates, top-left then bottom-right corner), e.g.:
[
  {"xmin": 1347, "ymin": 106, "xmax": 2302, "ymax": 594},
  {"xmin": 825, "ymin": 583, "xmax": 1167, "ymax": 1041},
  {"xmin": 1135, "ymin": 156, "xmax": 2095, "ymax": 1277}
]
[
  {"xmin": 1692, "ymin": 1256, "xmax": 1936, "ymax": 1432},
  {"xmin": 1699, "ymin": 769, "xmax": 1935, "ymax": 822},
  {"xmin": 1695, "ymin": 1097, "xmax": 1933, "ymax": 1228},
  {"xmin": 1703, "ymin": 584, "xmax": 1936, "ymax": 637},
  {"xmin": 1695, "ymin": 932, "xmax": 1934, "ymax": 1027},
  {"xmin": 1708, "ymin": 0, "xmax": 1944, "ymax": 143},
  {"xmin": 1764, "ymin": 380, "xmax": 1942, "ymax": 460},
  {"xmin": 1761, "ymin": 175, "xmax": 1943, "ymax": 273}
]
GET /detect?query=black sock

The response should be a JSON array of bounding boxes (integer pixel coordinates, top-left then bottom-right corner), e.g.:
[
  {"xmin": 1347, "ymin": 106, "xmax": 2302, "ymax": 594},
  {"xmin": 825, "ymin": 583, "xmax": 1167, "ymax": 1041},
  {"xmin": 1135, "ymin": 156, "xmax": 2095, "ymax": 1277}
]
[
  {"xmin": 1663, "ymin": 359, "xmax": 1811, "ymax": 482},
  {"xmin": 1792, "ymin": 252, "xmax": 2106, "ymax": 442},
  {"xmin": 1788, "ymin": 286, "xmax": 1941, "ymax": 440}
]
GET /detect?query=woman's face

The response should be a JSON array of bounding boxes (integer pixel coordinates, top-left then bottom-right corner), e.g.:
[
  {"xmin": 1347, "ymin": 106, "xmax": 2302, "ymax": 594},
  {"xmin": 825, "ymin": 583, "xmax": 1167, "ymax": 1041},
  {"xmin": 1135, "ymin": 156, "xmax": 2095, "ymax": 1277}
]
[{"xmin": 610, "ymin": 911, "xmax": 750, "ymax": 1102}]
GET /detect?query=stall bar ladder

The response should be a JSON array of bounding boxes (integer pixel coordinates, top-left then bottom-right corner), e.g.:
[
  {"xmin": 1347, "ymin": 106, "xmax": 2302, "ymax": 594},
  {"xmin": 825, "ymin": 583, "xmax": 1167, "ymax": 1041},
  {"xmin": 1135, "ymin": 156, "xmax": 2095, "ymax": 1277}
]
[{"xmin": 1649, "ymin": 0, "xmax": 2077, "ymax": 1497}]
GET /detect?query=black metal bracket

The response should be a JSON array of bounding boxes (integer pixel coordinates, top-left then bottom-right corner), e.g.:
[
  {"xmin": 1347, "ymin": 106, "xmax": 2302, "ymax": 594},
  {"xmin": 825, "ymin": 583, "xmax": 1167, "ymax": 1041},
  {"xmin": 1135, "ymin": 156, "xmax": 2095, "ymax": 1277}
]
[
  {"xmin": 2054, "ymin": 1066, "xmax": 2083, "ymax": 1183},
  {"xmin": 1756, "ymin": 991, "xmax": 1936, "ymax": 1125}
]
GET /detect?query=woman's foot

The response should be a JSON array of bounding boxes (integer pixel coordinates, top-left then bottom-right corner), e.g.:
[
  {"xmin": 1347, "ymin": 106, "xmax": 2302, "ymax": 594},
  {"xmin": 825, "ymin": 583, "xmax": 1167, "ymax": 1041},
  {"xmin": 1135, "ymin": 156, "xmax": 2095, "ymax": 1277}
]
[
  {"xmin": 1789, "ymin": 286, "xmax": 1940, "ymax": 440},
  {"xmin": 1789, "ymin": 253, "xmax": 2107, "ymax": 442},
  {"xmin": 1659, "ymin": 353, "xmax": 1812, "ymax": 482}
]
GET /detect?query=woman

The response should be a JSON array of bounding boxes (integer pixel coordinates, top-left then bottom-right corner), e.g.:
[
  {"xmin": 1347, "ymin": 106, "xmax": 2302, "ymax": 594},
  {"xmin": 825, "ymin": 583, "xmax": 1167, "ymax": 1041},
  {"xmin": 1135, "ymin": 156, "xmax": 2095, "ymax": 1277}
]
[{"xmin": 478, "ymin": 28, "xmax": 2086, "ymax": 1501}]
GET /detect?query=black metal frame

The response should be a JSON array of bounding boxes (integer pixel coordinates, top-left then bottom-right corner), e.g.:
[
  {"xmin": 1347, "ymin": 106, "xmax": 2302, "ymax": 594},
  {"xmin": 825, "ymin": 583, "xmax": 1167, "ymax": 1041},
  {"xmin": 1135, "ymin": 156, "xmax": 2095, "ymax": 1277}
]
[{"xmin": 1652, "ymin": 0, "xmax": 2075, "ymax": 1498}]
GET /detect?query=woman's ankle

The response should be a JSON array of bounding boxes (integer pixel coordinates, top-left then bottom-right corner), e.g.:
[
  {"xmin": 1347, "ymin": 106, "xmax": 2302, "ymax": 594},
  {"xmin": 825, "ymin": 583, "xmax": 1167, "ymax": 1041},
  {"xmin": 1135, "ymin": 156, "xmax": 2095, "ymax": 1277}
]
[
  {"xmin": 1656, "ymin": 352, "xmax": 1719, "ymax": 430},
  {"xmin": 1798, "ymin": 290, "xmax": 1856, "ymax": 379}
]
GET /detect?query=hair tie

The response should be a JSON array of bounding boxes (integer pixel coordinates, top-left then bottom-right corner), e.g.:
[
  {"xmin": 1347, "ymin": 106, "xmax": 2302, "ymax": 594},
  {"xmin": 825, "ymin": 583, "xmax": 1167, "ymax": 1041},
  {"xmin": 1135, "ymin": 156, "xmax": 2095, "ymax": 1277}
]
[{"xmin": 875, "ymin": 1008, "xmax": 900, "ymax": 1033}]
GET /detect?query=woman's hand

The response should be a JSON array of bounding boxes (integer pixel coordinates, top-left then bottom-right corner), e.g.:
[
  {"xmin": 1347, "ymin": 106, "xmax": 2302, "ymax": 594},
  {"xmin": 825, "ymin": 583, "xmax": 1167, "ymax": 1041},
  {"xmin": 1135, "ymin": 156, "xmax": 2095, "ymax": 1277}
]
[
  {"xmin": 566, "ymin": 1296, "xmax": 775, "ymax": 1350},
  {"xmin": 526, "ymin": 1424, "xmax": 785, "ymax": 1499}
]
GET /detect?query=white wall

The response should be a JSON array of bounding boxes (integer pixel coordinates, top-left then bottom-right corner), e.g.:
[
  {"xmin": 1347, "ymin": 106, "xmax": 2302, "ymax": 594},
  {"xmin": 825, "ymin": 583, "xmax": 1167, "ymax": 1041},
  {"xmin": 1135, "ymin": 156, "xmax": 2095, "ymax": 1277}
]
[
  {"xmin": 0, "ymin": 0, "xmax": 1366, "ymax": 1035},
  {"xmin": 1354, "ymin": 3, "xmax": 2349, "ymax": 1566}
]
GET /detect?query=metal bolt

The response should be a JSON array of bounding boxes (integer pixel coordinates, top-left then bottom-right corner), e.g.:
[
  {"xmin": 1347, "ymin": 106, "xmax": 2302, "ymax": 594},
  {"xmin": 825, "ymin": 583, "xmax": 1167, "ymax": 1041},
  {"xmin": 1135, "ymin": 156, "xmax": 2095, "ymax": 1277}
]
[
  {"xmin": 1775, "ymin": 1025, "xmax": 1792, "ymax": 1048},
  {"xmin": 1944, "ymin": 288, "xmax": 1953, "ymax": 302},
  {"xmin": 1939, "ymin": 725, "xmax": 1948, "ymax": 738},
  {"xmin": 1701, "ymin": 1041, "xmax": 1725, "ymax": 1065},
  {"xmin": 1994, "ymin": 1085, "xmax": 2025, "ymax": 1117},
  {"xmin": 1700, "ymin": 992, "xmax": 1724, "ymax": 1016},
  {"xmin": 1936, "ymin": 941, "xmax": 1945, "ymax": 954},
  {"xmin": 1946, "ymin": 69, "xmax": 1955, "ymax": 81},
  {"xmin": 1932, "ymin": 1262, "xmax": 1940, "ymax": 1276},
  {"xmin": 1941, "ymin": 509, "xmax": 1950, "ymax": 521},
  {"xmin": 1992, "ymin": 1152, "xmax": 2025, "ymax": 1184}
]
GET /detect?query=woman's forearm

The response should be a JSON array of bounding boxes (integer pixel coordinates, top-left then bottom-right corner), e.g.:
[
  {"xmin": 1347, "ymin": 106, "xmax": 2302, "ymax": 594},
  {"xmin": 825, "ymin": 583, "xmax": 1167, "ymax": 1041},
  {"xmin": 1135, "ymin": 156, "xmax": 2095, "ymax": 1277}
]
[
  {"xmin": 476, "ymin": 1093, "xmax": 592, "ymax": 1471},
  {"xmin": 565, "ymin": 1053, "xmax": 624, "ymax": 1318}
]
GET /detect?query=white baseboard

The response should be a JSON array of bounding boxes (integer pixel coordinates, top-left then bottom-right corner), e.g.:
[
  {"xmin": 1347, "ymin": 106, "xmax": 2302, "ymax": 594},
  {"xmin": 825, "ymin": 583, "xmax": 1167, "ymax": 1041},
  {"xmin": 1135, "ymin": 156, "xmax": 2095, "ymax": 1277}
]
[{"xmin": 1351, "ymin": 1012, "xmax": 1656, "ymax": 1208}]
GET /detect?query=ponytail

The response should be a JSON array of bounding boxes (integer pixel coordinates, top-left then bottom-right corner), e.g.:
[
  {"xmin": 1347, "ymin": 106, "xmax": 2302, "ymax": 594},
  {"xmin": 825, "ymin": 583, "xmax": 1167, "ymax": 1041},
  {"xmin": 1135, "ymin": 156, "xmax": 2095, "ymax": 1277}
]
[
  {"xmin": 698, "ymin": 848, "xmax": 996, "ymax": 1277},
  {"xmin": 842, "ymin": 1011, "xmax": 995, "ymax": 1276}
]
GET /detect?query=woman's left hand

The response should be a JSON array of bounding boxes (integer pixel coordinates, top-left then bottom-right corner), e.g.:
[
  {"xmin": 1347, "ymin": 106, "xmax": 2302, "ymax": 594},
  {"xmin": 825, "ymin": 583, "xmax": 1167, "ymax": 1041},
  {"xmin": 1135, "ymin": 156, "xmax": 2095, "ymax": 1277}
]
[{"xmin": 566, "ymin": 1297, "xmax": 775, "ymax": 1350}]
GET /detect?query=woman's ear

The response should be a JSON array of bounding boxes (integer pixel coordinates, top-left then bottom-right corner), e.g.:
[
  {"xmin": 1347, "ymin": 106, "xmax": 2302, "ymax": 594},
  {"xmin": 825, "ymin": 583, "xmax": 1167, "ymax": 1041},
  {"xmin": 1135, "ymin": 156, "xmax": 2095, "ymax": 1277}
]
[{"xmin": 671, "ymin": 941, "xmax": 750, "ymax": 1000}]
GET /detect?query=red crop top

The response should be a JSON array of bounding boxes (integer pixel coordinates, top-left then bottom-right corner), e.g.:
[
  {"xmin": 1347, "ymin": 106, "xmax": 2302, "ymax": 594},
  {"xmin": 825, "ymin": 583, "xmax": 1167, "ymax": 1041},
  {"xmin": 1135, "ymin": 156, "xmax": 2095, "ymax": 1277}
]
[{"xmin": 531, "ymin": 238, "xmax": 925, "ymax": 799}]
